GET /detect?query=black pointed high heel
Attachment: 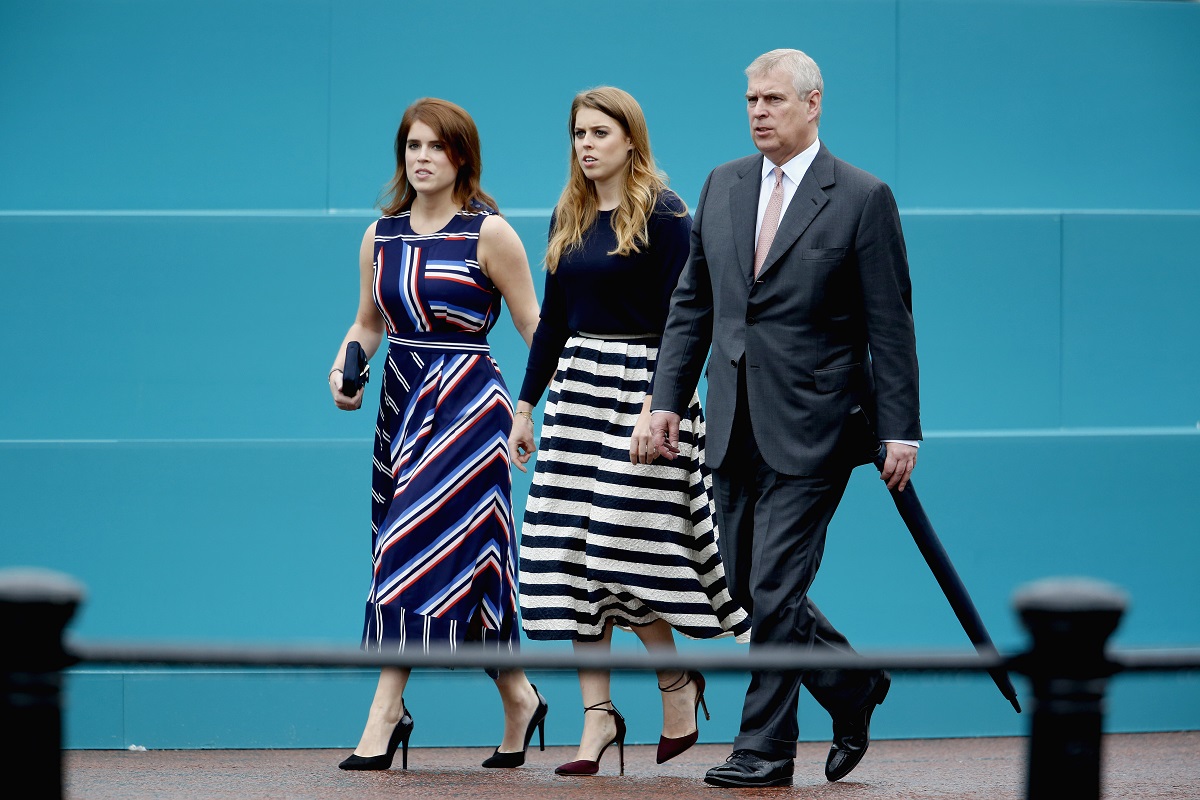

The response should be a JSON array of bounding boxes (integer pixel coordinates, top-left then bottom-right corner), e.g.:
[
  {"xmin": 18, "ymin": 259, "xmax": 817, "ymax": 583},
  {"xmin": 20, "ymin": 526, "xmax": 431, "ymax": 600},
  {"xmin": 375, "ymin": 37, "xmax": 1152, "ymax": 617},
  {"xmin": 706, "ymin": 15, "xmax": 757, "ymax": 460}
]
[
  {"xmin": 481, "ymin": 684, "xmax": 549, "ymax": 768},
  {"xmin": 555, "ymin": 702, "xmax": 627, "ymax": 777},
  {"xmin": 656, "ymin": 670, "xmax": 709, "ymax": 764},
  {"xmin": 338, "ymin": 706, "xmax": 414, "ymax": 770}
]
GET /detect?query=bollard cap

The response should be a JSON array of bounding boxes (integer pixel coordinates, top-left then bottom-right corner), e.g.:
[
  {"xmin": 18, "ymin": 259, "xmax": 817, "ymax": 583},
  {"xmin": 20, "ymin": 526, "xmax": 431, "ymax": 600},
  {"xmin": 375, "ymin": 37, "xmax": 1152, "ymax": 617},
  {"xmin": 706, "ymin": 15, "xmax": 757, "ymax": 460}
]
[
  {"xmin": 0, "ymin": 568, "xmax": 87, "ymax": 605},
  {"xmin": 1012, "ymin": 577, "xmax": 1128, "ymax": 614}
]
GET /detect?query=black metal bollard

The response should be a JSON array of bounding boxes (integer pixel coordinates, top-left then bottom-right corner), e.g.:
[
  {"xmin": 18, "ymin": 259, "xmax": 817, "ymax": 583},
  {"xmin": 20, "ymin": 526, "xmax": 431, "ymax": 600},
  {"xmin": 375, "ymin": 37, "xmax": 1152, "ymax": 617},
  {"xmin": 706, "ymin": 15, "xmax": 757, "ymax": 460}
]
[
  {"xmin": 0, "ymin": 569, "xmax": 85, "ymax": 800},
  {"xmin": 1013, "ymin": 577, "xmax": 1127, "ymax": 800}
]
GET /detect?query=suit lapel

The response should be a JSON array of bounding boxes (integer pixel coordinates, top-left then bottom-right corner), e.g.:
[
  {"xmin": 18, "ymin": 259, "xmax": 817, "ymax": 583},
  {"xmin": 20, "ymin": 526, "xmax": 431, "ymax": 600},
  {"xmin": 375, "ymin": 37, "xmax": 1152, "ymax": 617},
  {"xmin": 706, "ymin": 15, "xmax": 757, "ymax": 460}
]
[
  {"xmin": 730, "ymin": 156, "xmax": 763, "ymax": 285},
  {"xmin": 756, "ymin": 145, "xmax": 835, "ymax": 280}
]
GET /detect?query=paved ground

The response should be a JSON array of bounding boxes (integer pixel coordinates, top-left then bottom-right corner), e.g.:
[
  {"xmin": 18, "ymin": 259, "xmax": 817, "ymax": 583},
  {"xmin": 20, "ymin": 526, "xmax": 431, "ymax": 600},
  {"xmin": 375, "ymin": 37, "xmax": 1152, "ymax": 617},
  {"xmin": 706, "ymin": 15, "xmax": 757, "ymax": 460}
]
[{"xmin": 64, "ymin": 731, "xmax": 1199, "ymax": 799}]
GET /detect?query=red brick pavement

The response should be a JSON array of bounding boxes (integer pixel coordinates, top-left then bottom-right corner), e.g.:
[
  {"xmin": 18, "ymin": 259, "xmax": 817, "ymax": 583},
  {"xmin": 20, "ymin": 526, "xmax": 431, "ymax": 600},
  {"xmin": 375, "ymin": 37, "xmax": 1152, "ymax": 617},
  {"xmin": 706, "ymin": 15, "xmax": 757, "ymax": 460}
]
[{"xmin": 64, "ymin": 732, "xmax": 1199, "ymax": 800}]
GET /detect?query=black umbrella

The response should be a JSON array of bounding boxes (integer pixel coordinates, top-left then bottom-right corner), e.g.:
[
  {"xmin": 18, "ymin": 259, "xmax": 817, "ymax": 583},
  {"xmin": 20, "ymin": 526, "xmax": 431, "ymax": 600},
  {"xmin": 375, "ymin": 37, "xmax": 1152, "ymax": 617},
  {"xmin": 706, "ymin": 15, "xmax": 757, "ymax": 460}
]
[{"xmin": 852, "ymin": 408, "xmax": 1022, "ymax": 713}]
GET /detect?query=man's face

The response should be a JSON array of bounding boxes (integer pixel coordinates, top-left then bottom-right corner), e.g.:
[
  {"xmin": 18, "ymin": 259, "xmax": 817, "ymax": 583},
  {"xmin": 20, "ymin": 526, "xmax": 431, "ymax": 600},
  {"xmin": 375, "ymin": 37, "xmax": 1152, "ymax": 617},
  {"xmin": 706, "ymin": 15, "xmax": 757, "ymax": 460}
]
[{"xmin": 746, "ymin": 67, "xmax": 820, "ymax": 165}]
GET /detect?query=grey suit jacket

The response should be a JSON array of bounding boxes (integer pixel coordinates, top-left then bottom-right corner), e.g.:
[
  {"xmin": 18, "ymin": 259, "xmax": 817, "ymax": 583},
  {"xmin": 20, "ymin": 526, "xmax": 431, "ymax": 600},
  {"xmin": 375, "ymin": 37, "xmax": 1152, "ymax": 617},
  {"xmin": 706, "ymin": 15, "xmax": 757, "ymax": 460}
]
[{"xmin": 654, "ymin": 144, "xmax": 921, "ymax": 475}]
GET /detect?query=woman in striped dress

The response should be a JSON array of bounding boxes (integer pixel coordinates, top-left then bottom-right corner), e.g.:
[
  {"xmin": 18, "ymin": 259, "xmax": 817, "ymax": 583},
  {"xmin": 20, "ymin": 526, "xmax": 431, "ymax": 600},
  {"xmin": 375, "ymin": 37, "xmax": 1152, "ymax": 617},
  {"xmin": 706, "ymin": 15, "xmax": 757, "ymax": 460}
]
[
  {"xmin": 329, "ymin": 98, "xmax": 548, "ymax": 770},
  {"xmin": 510, "ymin": 87, "xmax": 751, "ymax": 776}
]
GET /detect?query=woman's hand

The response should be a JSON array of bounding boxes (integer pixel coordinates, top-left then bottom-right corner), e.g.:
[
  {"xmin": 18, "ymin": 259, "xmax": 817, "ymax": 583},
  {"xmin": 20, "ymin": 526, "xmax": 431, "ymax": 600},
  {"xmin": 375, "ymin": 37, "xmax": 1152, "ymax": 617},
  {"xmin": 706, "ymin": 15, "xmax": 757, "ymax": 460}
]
[
  {"xmin": 328, "ymin": 221, "xmax": 384, "ymax": 413},
  {"xmin": 329, "ymin": 369, "xmax": 364, "ymax": 410},
  {"xmin": 630, "ymin": 406, "xmax": 657, "ymax": 465},
  {"xmin": 510, "ymin": 409, "xmax": 537, "ymax": 472}
]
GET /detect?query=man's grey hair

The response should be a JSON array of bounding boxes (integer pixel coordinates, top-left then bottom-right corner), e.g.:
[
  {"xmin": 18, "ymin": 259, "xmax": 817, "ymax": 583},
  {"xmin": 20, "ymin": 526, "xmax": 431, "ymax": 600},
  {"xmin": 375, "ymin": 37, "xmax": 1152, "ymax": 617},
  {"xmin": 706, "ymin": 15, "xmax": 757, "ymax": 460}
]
[{"xmin": 746, "ymin": 49, "xmax": 824, "ymax": 98}]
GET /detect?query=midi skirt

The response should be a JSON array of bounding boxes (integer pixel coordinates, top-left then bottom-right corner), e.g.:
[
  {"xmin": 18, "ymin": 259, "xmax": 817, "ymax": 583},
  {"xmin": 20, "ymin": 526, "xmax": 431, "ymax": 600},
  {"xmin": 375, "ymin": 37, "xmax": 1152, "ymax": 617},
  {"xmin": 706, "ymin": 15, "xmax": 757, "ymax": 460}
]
[{"xmin": 519, "ymin": 335, "xmax": 750, "ymax": 642}]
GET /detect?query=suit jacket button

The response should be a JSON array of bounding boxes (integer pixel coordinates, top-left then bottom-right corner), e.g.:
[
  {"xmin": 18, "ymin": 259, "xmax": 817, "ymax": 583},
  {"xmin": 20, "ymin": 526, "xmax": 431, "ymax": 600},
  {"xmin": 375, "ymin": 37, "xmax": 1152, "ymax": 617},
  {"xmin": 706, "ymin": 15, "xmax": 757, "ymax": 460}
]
[
  {"xmin": 730, "ymin": 359, "xmax": 737, "ymax": 366},
  {"xmin": 747, "ymin": 317, "xmax": 756, "ymax": 326}
]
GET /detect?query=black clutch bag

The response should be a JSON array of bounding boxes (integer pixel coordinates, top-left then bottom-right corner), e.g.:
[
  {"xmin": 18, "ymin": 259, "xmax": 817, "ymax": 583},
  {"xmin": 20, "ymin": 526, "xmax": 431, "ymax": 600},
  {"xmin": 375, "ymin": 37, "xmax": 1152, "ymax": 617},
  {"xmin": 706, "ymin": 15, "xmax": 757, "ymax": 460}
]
[{"xmin": 340, "ymin": 341, "xmax": 370, "ymax": 396}]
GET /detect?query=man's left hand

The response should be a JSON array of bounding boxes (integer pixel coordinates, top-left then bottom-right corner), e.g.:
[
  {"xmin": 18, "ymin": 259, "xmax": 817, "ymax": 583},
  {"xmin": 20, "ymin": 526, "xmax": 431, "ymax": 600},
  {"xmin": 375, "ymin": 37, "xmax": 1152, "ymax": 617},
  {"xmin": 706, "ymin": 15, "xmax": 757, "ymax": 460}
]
[{"xmin": 880, "ymin": 442, "xmax": 918, "ymax": 492}]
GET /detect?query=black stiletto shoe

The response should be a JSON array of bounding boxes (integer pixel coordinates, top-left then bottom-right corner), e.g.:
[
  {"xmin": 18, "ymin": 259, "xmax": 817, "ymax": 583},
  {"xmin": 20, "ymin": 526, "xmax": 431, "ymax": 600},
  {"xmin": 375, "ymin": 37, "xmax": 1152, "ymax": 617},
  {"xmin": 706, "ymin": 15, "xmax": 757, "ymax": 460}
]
[
  {"xmin": 555, "ymin": 702, "xmax": 627, "ymax": 777},
  {"xmin": 657, "ymin": 670, "xmax": 709, "ymax": 764},
  {"xmin": 338, "ymin": 707, "xmax": 414, "ymax": 771},
  {"xmin": 481, "ymin": 684, "xmax": 549, "ymax": 768}
]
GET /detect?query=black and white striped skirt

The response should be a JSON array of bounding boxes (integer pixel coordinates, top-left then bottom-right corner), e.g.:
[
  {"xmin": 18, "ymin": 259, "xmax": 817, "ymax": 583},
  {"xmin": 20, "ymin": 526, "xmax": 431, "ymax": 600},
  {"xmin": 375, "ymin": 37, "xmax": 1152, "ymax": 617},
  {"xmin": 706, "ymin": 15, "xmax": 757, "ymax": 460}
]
[{"xmin": 518, "ymin": 335, "xmax": 751, "ymax": 642}]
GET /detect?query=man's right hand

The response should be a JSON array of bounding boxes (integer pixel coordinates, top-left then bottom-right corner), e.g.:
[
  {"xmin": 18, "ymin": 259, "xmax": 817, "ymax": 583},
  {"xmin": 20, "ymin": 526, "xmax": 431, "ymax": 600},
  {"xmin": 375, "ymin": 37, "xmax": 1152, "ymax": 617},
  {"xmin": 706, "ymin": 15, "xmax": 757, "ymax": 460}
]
[{"xmin": 651, "ymin": 411, "xmax": 682, "ymax": 461}]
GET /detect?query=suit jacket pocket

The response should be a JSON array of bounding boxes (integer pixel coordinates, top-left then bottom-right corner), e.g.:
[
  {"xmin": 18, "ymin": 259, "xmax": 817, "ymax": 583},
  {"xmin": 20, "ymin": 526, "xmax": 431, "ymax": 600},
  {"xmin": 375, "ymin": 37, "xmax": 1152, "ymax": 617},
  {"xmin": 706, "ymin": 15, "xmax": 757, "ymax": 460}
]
[
  {"xmin": 800, "ymin": 247, "xmax": 848, "ymax": 261},
  {"xmin": 814, "ymin": 363, "xmax": 860, "ymax": 393}
]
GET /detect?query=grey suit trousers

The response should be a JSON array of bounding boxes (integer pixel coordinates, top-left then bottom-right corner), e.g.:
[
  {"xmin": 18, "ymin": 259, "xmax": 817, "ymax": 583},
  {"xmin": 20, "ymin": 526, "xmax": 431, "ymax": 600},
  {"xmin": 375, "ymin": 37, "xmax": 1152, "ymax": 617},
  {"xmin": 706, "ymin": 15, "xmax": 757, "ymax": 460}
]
[{"xmin": 712, "ymin": 367, "xmax": 885, "ymax": 758}]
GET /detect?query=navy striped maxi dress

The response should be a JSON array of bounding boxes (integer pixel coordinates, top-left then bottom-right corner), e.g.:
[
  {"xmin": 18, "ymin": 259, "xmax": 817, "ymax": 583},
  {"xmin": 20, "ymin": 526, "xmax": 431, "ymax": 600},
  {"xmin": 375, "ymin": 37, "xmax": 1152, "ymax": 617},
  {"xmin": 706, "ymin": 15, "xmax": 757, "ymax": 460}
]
[{"xmin": 362, "ymin": 207, "xmax": 520, "ymax": 654}]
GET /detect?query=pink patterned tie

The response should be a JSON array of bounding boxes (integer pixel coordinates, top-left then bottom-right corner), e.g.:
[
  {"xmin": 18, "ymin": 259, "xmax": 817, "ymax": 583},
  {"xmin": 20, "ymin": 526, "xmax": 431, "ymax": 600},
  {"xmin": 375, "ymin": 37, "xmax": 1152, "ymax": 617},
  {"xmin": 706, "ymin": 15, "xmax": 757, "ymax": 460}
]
[{"xmin": 754, "ymin": 167, "xmax": 784, "ymax": 277}]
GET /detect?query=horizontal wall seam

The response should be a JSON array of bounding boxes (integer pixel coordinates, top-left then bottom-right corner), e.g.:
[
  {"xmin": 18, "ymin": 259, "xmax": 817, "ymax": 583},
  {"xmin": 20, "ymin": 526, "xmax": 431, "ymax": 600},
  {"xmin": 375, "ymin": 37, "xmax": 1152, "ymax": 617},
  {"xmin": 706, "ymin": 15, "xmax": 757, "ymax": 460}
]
[
  {"xmin": 2, "ymin": 428, "xmax": 1197, "ymax": 446},
  {"xmin": 2, "ymin": 208, "xmax": 1198, "ymax": 219},
  {"xmin": 0, "ymin": 208, "xmax": 558, "ymax": 218}
]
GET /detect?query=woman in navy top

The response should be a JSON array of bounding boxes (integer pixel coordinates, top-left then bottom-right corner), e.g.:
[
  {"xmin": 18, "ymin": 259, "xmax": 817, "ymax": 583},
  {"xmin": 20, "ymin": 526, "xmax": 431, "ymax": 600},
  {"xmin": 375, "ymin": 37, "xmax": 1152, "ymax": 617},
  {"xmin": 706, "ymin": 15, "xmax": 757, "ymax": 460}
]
[{"xmin": 510, "ymin": 87, "xmax": 750, "ymax": 776}]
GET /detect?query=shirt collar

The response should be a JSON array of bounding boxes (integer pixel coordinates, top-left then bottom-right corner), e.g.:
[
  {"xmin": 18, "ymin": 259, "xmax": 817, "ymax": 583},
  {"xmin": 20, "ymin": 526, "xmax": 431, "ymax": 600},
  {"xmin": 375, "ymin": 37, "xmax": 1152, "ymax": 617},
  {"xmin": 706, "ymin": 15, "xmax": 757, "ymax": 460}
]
[{"xmin": 761, "ymin": 138, "xmax": 821, "ymax": 185}]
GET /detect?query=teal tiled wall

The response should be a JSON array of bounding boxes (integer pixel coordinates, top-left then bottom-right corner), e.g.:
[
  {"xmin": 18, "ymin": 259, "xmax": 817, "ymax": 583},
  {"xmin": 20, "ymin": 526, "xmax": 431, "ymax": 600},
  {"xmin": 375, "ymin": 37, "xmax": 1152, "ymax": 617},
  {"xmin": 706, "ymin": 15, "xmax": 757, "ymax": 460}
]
[{"xmin": 2, "ymin": 0, "xmax": 1197, "ymax": 747}]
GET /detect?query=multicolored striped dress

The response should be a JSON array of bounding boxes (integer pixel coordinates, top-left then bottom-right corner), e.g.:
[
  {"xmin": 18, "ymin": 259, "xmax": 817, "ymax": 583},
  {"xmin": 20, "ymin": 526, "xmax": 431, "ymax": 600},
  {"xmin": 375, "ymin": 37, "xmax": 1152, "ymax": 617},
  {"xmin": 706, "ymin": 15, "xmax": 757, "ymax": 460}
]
[{"xmin": 362, "ymin": 207, "xmax": 519, "ymax": 654}]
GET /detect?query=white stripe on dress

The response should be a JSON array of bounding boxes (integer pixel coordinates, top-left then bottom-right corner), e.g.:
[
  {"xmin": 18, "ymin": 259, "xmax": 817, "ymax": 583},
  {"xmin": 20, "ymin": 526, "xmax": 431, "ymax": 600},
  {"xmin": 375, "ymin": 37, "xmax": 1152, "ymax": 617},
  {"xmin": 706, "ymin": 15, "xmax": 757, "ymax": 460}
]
[{"xmin": 518, "ymin": 336, "xmax": 749, "ymax": 643}]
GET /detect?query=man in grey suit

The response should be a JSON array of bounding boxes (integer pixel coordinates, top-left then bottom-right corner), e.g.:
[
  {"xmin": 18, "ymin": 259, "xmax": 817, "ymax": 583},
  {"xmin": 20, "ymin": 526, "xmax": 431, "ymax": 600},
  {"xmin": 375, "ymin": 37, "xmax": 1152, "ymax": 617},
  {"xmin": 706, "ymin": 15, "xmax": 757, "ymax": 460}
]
[{"xmin": 651, "ymin": 49, "xmax": 922, "ymax": 788}]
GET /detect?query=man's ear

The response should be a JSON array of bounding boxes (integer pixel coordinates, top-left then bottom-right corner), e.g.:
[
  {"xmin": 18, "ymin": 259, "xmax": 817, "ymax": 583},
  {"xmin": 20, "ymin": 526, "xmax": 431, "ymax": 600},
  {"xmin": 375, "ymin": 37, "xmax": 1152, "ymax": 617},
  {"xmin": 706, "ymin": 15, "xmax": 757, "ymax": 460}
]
[{"xmin": 807, "ymin": 89, "xmax": 822, "ymax": 122}]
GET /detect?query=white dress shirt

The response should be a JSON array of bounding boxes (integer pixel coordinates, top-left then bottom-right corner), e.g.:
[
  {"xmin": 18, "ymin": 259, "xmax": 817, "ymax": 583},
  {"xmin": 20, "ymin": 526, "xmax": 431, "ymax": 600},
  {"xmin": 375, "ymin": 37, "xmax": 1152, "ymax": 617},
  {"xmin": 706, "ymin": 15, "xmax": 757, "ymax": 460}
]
[{"xmin": 754, "ymin": 138, "xmax": 821, "ymax": 249}]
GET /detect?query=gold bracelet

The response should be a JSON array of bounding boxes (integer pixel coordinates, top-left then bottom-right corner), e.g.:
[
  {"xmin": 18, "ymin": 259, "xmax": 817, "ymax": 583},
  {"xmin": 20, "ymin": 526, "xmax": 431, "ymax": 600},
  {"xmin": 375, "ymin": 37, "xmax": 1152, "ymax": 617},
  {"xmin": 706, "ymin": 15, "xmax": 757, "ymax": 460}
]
[{"xmin": 514, "ymin": 410, "xmax": 534, "ymax": 421}]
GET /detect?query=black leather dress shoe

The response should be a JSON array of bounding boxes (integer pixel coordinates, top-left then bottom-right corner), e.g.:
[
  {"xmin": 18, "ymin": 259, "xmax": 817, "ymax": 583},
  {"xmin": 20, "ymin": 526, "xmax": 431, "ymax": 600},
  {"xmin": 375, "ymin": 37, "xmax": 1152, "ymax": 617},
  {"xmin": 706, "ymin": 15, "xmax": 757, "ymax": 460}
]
[
  {"xmin": 825, "ymin": 672, "xmax": 891, "ymax": 782},
  {"xmin": 704, "ymin": 750, "xmax": 795, "ymax": 788}
]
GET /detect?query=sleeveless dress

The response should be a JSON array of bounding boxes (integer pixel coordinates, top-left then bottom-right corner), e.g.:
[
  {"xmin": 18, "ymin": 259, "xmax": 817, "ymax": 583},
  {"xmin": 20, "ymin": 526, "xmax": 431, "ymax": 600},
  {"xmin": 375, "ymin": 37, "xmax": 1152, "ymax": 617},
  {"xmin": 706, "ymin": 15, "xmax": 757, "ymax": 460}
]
[{"xmin": 361, "ymin": 207, "xmax": 520, "ymax": 654}]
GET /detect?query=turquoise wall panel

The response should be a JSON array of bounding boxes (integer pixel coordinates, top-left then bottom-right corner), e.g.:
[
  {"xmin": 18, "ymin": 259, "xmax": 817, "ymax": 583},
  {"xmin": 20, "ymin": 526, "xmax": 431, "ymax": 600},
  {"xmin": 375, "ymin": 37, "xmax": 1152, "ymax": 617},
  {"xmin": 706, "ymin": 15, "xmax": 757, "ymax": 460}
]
[
  {"xmin": 121, "ymin": 669, "xmax": 378, "ymax": 749},
  {"xmin": 0, "ymin": 215, "xmax": 370, "ymax": 439},
  {"xmin": 904, "ymin": 213, "xmax": 1062, "ymax": 429},
  {"xmin": 1108, "ymin": 673, "xmax": 1200, "ymax": 735},
  {"xmin": 0, "ymin": 441, "xmax": 365, "ymax": 640},
  {"xmin": 6, "ymin": 2, "xmax": 1199, "ymax": 212},
  {"xmin": 0, "ymin": 1, "xmax": 331, "ymax": 210},
  {"xmin": 326, "ymin": 0, "xmax": 899, "ymax": 211},
  {"xmin": 0, "ymin": 214, "xmax": 553, "ymax": 441},
  {"xmin": 64, "ymin": 672, "xmax": 125, "ymax": 749},
  {"xmin": 1061, "ymin": 214, "xmax": 1200, "ymax": 427},
  {"xmin": 897, "ymin": 0, "xmax": 1200, "ymax": 209}
]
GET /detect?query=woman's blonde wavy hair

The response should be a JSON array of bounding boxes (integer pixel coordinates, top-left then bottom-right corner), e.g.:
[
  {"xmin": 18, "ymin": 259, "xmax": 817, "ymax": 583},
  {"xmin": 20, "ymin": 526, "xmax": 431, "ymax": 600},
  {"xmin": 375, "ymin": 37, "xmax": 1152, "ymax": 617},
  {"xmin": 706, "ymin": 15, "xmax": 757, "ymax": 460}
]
[{"xmin": 545, "ymin": 87, "xmax": 684, "ymax": 272}]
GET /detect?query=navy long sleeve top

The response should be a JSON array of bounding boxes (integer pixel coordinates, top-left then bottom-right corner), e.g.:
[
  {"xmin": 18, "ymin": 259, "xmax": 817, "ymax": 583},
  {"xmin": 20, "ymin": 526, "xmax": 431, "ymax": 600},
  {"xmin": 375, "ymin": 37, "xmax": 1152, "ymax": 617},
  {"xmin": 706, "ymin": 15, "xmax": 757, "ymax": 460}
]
[{"xmin": 518, "ymin": 190, "xmax": 692, "ymax": 406}]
